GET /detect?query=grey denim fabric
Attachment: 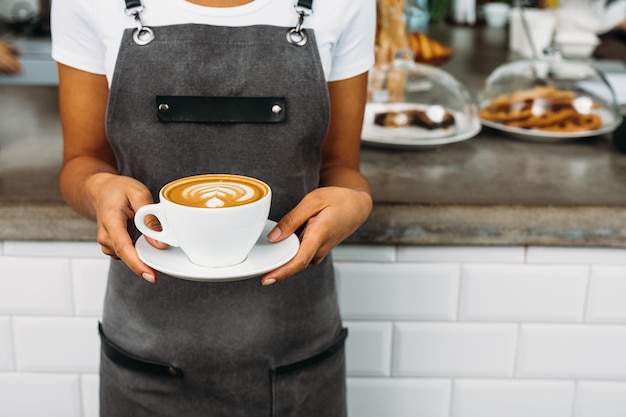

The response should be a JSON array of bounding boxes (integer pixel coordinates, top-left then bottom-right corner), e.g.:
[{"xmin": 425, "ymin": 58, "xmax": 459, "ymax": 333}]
[{"xmin": 100, "ymin": 22, "xmax": 346, "ymax": 417}]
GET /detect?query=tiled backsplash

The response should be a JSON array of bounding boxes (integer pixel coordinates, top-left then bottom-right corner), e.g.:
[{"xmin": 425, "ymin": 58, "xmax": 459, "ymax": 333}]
[{"xmin": 3, "ymin": 242, "xmax": 626, "ymax": 416}]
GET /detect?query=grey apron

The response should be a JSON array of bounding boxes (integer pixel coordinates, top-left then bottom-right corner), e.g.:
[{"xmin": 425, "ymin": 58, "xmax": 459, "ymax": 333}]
[{"xmin": 98, "ymin": 2, "xmax": 347, "ymax": 416}]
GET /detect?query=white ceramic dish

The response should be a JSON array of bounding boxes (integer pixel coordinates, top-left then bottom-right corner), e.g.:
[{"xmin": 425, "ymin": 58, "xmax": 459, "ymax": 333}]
[
  {"xmin": 135, "ymin": 220, "xmax": 299, "ymax": 281},
  {"xmin": 361, "ymin": 102, "xmax": 481, "ymax": 149},
  {"xmin": 554, "ymin": 31, "xmax": 600, "ymax": 58},
  {"xmin": 480, "ymin": 108, "xmax": 621, "ymax": 142}
]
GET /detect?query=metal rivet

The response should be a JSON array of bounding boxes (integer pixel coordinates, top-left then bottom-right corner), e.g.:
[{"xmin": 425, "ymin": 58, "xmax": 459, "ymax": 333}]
[
  {"xmin": 272, "ymin": 105, "xmax": 283, "ymax": 115},
  {"xmin": 158, "ymin": 103, "xmax": 169, "ymax": 113}
]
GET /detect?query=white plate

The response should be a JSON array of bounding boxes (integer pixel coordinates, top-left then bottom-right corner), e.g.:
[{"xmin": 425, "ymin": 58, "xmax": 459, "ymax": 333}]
[
  {"xmin": 480, "ymin": 108, "xmax": 622, "ymax": 142},
  {"xmin": 135, "ymin": 220, "xmax": 299, "ymax": 282},
  {"xmin": 361, "ymin": 102, "xmax": 481, "ymax": 149}
]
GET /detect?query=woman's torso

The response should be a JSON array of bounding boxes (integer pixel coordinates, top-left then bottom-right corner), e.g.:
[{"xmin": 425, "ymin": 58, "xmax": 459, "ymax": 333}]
[{"xmin": 51, "ymin": 0, "xmax": 376, "ymax": 85}]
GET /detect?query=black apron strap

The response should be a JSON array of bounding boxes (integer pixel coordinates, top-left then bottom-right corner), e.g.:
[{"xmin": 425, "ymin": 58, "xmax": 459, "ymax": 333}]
[
  {"xmin": 124, "ymin": 0, "xmax": 142, "ymax": 11},
  {"xmin": 126, "ymin": 0, "xmax": 312, "ymax": 12},
  {"xmin": 296, "ymin": 0, "xmax": 313, "ymax": 12}
]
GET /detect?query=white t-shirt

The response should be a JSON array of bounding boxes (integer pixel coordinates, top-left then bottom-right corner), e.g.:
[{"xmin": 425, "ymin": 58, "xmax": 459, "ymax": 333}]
[{"xmin": 51, "ymin": 0, "xmax": 376, "ymax": 86}]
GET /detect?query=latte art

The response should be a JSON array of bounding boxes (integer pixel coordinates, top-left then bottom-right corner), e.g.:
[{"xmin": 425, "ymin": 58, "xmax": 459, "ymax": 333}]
[
  {"xmin": 184, "ymin": 182, "xmax": 258, "ymax": 208},
  {"xmin": 163, "ymin": 174, "xmax": 269, "ymax": 208}
]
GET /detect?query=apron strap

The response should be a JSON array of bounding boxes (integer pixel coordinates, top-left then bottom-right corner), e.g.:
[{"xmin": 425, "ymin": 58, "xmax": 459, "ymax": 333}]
[
  {"xmin": 123, "ymin": 0, "xmax": 155, "ymax": 45},
  {"xmin": 123, "ymin": 0, "xmax": 313, "ymax": 47},
  {"xmin": 287, "ymin": 0, "xmax": 314, "ymax": 46},
  {"xmin": 295, "ymin": 0, "xmax": 313, "ymax": 12},
  {"xmin": 125, "ymin": 0, "xmax": 312, "ymax": 11},
  {"xmin": 124, "ymin": 0, "xmax": 142, "ymax": 10}
]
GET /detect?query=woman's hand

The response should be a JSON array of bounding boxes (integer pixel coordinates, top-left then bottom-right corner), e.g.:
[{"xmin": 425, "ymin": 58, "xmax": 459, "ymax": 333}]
[
  {"xmin": 57, "ymin": 64, "xmax": 164, "ymax": 283},
  {"xmin": 87, "ymin": 172, "xmax": 167, "ymax": 283},
  {"xmin": 260, "ymin": 71, "xmax": 373, "ymax": 285},
  {"xmin": 0, "ymin": 42, "xmax": 20, "ymax": 75},
  {"xmin": 261, "ymin": 186, "xmax": 372, "ymax": 285}
]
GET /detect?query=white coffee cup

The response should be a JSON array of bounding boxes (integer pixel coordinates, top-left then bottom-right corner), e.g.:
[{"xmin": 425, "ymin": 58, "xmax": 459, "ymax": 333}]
[
  {"xmin": 134, "ymin": 174, "xmax": 271, "ymax": 268},
  {"xmin": 483, "ymin": 2, "xmax": 510, "ymax": 28}
]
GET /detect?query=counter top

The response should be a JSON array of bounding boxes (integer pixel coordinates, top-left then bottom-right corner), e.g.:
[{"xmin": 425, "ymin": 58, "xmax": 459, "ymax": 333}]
[
  {"xmin": 0, "ymin": 38, "xmax": 57, "ymax": 86},
  {"xmin": 3, "ymin": 25, "xmax": 626, "ymax": 246}
]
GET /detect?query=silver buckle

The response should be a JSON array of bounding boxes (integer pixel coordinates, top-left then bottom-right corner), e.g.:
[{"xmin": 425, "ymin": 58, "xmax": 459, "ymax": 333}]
[
  {"xmin": 125, "ymin": 5, "xmax": 154, "ymax": 45},
  {"xmin": 286, "ymin": 4, "xmax": 311, "ymax": 46}
]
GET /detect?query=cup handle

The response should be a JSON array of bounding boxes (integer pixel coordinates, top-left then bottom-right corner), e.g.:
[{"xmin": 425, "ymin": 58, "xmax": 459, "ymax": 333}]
[{"xmin": 134, "ymin": 204, "xmax": 179, "ymax": 247}]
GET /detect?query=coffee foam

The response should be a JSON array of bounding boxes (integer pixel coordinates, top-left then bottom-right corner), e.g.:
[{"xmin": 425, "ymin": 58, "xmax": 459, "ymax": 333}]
[{"xmin": 163, "ymin": 175, "xmax": 268, "ymax": 208}]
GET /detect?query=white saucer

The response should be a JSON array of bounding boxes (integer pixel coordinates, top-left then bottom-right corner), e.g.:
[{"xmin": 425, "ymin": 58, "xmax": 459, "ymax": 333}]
[{"xmin": 135, "ymin": 220, "xmax": 299, "ymax": 282}]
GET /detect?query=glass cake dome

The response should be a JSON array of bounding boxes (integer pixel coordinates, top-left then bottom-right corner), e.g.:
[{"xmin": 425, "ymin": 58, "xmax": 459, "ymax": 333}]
[
  {"xmin": 362, "ymin": 55, "xmax": 481, "ymax": 149},
  {"xmin": 477, "ymin": 55, "xmax": 622, "ymax": 142}
]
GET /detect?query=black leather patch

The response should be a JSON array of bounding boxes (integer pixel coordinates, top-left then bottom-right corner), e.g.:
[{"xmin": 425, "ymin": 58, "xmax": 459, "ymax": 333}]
[{"xmin": 155, "ymin": 96, "xmax": 287, "ymax": 123}]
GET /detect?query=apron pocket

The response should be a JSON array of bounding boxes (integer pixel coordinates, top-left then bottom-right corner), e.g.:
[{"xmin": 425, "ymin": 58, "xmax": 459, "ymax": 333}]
[
  {"xmin": 270, "ymin": 327, "xmax": 348, "ymax": 417},
  {"xmin": 98, "ymin": 322, "xmax": 183, "ymax": 378}
]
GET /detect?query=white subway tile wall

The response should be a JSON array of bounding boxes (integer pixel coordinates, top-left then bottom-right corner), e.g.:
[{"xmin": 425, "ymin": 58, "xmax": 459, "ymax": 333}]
[
  {"xmin": 336, "ymin": 262, "xmax": 460, "ymax": 320},
  {"xmin": 397, "ymin": 245, "xmax": 526, "ymax": 264},
  {"xmin": 517, "ymin": 324, "xmax": 626, "ymax": 379},
  {"xmin": 347, "ymin": 378, "xmax": 451, "ymax": 417},
  {"xmin": 452, "ymin": 379, "xmax": 576, "ymax": 417},
  {"xmin": 575, "ymin": 381, "xmax": 626, "ymax": 417},
  {"xmin": 0, "ymin": 373, "xmax": 82, "ymax": 417},
  {"xmin": 2, "ymin": 242, "xmax": 626, "ymax": 416},
  {"xmin": 393, "ymin": 322, "xmax": 518, "ymax": 377},
  {"xmin": 344, "ymin": 321, "xmax": 392, "ymax": 377},
  {"xmin": 71, "ymin": 259, "xmax": 109, "ymax": 317},
  {"xmin": 586, "ymin": 266, "xmax": 626, "ymax": 323},
  {"xmin": 13, "ymin": 316, "xmax": 100, "ymax": 373},
  {"xmin": 0, "ymin": 317, "xmax": 13, "ymax": 371},
  {"xmin": 459, "ymin": 264, "xmax": 589, "ymax": 322},
  {"xmin": 0, "ymin": 257, "xmax": 73, "ymax": 315},
  {"xmin": 81, "ymin": 374, "xmax": 100, "ymax": 417}
]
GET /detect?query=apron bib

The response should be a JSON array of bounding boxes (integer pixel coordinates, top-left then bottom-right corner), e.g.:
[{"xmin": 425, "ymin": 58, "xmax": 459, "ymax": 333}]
[{"xmin": 98, "ymin": 2, "xmax": 347, "ymax": 416}]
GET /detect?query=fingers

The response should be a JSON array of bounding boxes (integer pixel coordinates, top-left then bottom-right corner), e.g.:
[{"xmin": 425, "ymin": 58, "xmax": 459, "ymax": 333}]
[
  {"xmin": 144, "ymin": 236, "xmax": 169, "ymax": 249},
  {"xmin": 95, "ymin": 177, "xmax": 160, "ymax": 283},
  {"xmin": 262, "ymin": 220, "xmax": 332, "ymax": 286},
  {"xmin": 261, "ymin": 187, "xmax": 372, "ymax": 286},
  {"xmin": 97, "ymin": 213, "xmax": 157, "ymax": 283},
  {"xmin": 261, "ymin": 234, "xmax": 325, "ymax": 286},
  {"xmin": 263, "ymin": 195, "xmax": 324, "ymax": 285},
  {"xmin": 129, "ymin": 193, "xmax": 169, "ymax": 249},
  {"xmin": 267, "ymin": 195, "xmax": 324, "ymax": 243}
]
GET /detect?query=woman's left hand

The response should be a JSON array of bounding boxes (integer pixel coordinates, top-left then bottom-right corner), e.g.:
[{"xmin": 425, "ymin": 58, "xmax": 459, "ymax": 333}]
[
  {"xmin": 261, "ymin": 185, "xmax": 372, "ymax": 285},
  {"xmin": 260, "ymin": 71, "xmax": 373, "ymax": 285}
]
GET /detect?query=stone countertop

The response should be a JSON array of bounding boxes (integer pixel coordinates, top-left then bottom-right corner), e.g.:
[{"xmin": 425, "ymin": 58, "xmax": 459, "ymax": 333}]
[
  {"xmin": 3, "ymin": 25, "xmax": 626, "ymax": 246},
  {"xmin": 0, "ymin": 38, "xmax": 58, "ymax": 86}
]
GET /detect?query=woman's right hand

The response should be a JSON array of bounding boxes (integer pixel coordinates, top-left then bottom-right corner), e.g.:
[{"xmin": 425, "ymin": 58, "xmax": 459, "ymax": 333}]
[
  {"xmin": 86, "ymin": 172, "xmax": 168, "ymax": 283},
  {"xmin": 57, "ymin": 63, "xmax": 165, "ymax": 283}
]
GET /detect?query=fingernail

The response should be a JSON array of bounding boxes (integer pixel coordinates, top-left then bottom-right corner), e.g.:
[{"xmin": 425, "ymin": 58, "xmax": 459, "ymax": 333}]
[
  {"xmin": 262, "ymin": 278, "xmax": 276, "ymax": 286},
  {"xmin": 267, "ymin": 226, "xmax": 282, "ymax": 242},
  {"xmin": 142, "ymin": 272, "xmax": 156, "ymax": 283}
]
